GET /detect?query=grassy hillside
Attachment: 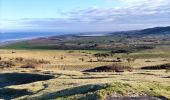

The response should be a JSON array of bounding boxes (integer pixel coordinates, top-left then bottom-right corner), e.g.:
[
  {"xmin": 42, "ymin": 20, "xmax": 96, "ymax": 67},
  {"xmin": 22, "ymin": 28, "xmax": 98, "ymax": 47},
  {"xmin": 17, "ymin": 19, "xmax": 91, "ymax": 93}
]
[
  {"xmin": 1, "ymin": 26, "xmax": 170, "ymax": 50},
  {"xmin": 0, "ymin": 26, "xmax": 170, "ymax": 100}
]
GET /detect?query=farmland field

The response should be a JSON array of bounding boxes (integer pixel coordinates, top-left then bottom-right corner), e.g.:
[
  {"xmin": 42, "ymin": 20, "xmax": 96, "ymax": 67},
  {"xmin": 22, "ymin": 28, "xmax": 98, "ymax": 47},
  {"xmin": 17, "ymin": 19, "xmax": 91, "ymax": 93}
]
[
  {"xmin": 0, "ymin": 27, "xmax": 170, "ymax": 100},
  {"xmin": 1, "ymin": 0, "xmax": 170, "ymax": 99},
  {"xmin": 0, "ymin": 45, "xmax": 170, "ymax": 99}
]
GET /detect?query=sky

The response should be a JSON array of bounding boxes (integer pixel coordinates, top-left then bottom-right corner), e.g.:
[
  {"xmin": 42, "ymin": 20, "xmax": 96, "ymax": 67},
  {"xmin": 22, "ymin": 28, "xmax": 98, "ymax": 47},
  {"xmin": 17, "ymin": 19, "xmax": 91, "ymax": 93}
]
[{"xmin": 0, "ymin": 0, "xmax": 170, "ymax": 32}]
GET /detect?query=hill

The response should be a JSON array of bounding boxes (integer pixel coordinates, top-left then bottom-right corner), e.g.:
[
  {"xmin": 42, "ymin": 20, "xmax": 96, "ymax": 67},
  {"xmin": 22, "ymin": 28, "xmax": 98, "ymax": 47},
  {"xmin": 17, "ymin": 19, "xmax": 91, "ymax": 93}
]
[{"xmin": 1, "ymin": 26, "xmax": 170, "ymax": 50}]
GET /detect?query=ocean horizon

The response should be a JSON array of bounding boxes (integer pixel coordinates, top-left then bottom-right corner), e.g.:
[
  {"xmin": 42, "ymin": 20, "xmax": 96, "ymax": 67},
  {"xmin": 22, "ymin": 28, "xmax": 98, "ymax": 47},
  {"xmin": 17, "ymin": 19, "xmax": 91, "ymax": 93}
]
[{"xmin": 0, "ymin": 32, "xmax": 72, "ymax": 43}]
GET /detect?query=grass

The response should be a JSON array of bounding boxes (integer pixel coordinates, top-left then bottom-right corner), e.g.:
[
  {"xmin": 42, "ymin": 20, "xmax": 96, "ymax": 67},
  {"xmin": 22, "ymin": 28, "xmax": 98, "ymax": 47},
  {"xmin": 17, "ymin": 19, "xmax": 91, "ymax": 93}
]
[
  {"xmin": 26, "ymin": 84, "xmax": 106, "ymax": 100},
  {"xmin": 0, "ymin": 48, "xmax": 170, "ymax": 100},
  {"xmin": 25, "ymin": 82, "xmax": 170, "ymax": 100},
  {"xmin": 0, "ymin": 42, "xmax": 32, "ymax": 49},
  {"xmin": 0, "ymin": 47, "xmax": 170, "ymax": 71},
  {"xmin": 0, "ymin": 69, "xmax": 169, "ymax": 99},
  {"xmin": 97, "ymin": 82, "xmax": 170, "ymax": 99},
  {"xmin": 0, "ymin": 31, "xmax": 170, "ymax": 99}
]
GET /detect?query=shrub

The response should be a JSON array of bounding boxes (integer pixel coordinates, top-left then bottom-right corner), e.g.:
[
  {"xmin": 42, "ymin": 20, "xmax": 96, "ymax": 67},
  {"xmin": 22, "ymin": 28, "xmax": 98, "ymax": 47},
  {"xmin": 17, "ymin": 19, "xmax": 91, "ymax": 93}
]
[
  {"xmin": 24, "ymin": 59, "xmax": 50, "ymax": 64},
  {"xmin": 141, "ymin": 63, "xmax": 170, "ymax": 70},
  {"xmin": 68, "ymin": 51, "xmax": 74, "ymax": 53},
  {"xmin": 117, "ymin": 57, "xmax": 122, "ymax": 62},
  {"xmin": 94, "ymin": 53, "xmax": 110, "ymax": 58},
  {"xmin": 11, "ymin": 51, "xmax": 16, "ymax": 53},
  {"xmin": 15, "ymin": 57, "xmax": 24, "ymax": 62},
  {"xmin": 126, "ymin": 58, "xmax": 136, "ymax": 63},
  {"xmin": 20, "ymin": 63, "xmax": 37, "ymax": 69},
  {"xmin": 38, "ymin": 59, "xmax": 50, "ymax": 64},
  {"xmin": 97, "ymin": 58, "xmax": 104, "ymax": 62},
  {"xmin": 84, "ymin": 64, "xmax": 133, "ymax": 72},
  {"xmin": 24, "ymin": 59, "xmax": 39, "ymax": 64},
  {"xmin": 0, "ymin": 61, "xmax": 15, "ymax": 68},
  {"xmin": 60, "ymin": 56, "xmax": 64, "ymax": 60},
  {"xmin": 135, "ymin": 45, "xmax": 155, "ymax": 51},
  {"xmin": 111, "ymin": 50, "xmax": 129, "ymax": 53},
  {"xmin": 19, "ymin": 58, "xmax": 50, "ymax": 68},
  {"xmin": 79, "ymin": 58, "xmax": 85, "ymax": 62}
]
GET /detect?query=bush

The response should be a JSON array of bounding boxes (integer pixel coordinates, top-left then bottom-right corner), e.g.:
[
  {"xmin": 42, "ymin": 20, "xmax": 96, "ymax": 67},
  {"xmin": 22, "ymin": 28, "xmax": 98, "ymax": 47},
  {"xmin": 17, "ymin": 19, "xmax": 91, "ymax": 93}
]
[
  {"xmin": 15, "ymin": 57, "xmax": 24, "ymax": 62},
  {"xmin": 0, "ymin": 61, "xmax": 15, "ymax": 68},
  {"xmin": 111, "ymin": 50, "xmax": 129, "ymax": 53},
  {"xmin": 20, "ymin": 63, "xmax": 37, "ymax": 69},
  {"xmin": 84, "ymin": 64, "xmax": 133, "ymax": 72},
  {"xmin": 38, "ymin": 59, "xmax": 50, "ymax": 64},
  {"xmin": 135, "ymin": 45, "xmax": 155, "ymax": 51},
  {"xmin": 141, "ymin": 63, "xmax": 170, "ymax": 70},
  {"xmin": 94, "ymin": 53, "xmax": 110, "ymax": 58},
  {"xmin": 24, "ymin": 59, "xmax": 50, "ymax": 64},
  {"xmin": 68, "ymin": 51, "xmax": 74, "ymax": 53},
  {"xmin": 126, "ymin": 58, "xmax": 136, "ymax": 63},
  {"xmin": 79, "ymin": 58, "xmax": 85, "ymax": 62},
  {"xmin": 60, "ymin": 56, "xmax": 64, "ymax": 60}
]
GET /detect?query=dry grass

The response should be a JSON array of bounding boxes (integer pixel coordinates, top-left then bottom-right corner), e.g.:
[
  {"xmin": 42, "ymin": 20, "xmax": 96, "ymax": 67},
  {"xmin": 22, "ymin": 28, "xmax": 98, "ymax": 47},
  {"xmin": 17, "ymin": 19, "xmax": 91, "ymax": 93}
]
[
  {"xmin": 0, "ymin": 49, "xmax": 170, "ymax": 71},
  {"xmin": 9, "ymin": 70, "xmax": 169, "ymax": 99},
  {"xmin": 0, "ymin": 49, "xmax": 170, "ymax": 99}
]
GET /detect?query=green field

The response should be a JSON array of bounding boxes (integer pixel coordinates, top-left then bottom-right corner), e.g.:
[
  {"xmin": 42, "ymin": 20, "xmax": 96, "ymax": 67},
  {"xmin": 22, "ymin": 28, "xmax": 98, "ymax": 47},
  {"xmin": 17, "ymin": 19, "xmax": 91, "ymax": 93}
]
[
  {"xmin": 0, "ymin": 30, "xmax": 170, "ymax": 99},
  {"xmin": 0, "ymin": 47, "xmax": 170, "ymax": 99}
]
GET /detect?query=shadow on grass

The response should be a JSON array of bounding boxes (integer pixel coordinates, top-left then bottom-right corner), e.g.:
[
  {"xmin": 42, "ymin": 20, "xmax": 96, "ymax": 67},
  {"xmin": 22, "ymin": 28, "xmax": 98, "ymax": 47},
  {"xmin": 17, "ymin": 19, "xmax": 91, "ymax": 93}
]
[
  {"xmin": 162, "ymin": 76, "xmax": 170, "ymax": 78},
  {"xmin": 134, "ymin": 73, "xmax": 156, "ymax": 76},
  {"xmin": 106, "ymin": 96, "xmax": 168, "ymax": 100},
  {"xmin": 72, "ymin": 76, "xmax": 115, "ymax": 79},
  {"xmin": 0, "ymin": 88, "xmax": 33, "ymax": 99},
  {"xmin": 0, "ymin": 73, "xmax": 54, "ymax": 88},
  {"xmin": 26, "ymin": 84, "xmax": 106, "ymax": 100}
]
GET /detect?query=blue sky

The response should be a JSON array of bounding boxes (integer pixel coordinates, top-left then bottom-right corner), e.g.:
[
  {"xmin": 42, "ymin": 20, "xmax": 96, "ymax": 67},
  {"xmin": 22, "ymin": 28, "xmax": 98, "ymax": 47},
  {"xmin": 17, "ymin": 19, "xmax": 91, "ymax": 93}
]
[
  {"xmin": 1, "ymin": 0, "xmax": 170, "ymax": 32},
  {"xmin": 1, "ymin": 0, "xmax": 121, "ymax": 19}
]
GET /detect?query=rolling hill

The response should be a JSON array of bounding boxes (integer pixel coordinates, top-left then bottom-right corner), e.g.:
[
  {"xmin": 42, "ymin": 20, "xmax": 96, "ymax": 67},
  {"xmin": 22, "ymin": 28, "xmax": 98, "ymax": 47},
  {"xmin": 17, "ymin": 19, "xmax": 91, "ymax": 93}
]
[{"xmin": 1, "ymin": 26, "xmax": 170, "ymax": 50}]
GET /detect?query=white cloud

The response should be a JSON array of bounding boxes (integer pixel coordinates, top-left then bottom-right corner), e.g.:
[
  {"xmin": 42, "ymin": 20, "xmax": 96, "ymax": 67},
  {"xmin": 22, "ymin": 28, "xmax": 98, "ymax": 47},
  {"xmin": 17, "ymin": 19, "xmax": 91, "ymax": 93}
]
[
  {"xmin": 1, "ymin": 0, "xmax": 170, "ymax": 32},
  {"xmin": 119, "ymin": 0, "xmax": 170, "ymax": 6},
  {"xmin": 67, "ymin": 0, "xmax": 170, "ymax": 24}
]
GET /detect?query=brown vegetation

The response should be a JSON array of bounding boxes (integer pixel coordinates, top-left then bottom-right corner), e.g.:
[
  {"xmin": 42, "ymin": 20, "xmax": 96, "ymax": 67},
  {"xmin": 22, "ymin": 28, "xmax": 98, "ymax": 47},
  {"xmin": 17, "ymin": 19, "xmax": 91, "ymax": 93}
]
[
  {"xmin": 0, "ymin": 61, "xmax": 16, "ymax": 68},
  {"xmin": 84, "ymin": 64, "xmax": 133, "ymax": 72},
  {"xmin": 20, "ymin": 63, "xmax": 37, "ymax": 69},
  {"xmin": 141, "ymin": 63, "xmax": 170, "ymax": 70},
  {"xmin": 19, "ymin": 58, "xmax": 50, "ymax": 69}
]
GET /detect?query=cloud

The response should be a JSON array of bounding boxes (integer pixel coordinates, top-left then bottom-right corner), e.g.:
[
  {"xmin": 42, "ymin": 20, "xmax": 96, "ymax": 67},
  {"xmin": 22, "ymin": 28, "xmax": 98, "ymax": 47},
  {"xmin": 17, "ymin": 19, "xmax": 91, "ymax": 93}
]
[
  {"xmin": 1, "ymin": 0, "xmax": 170, "ymax": 32},
  {"xmin": 68, "ymin": 0, "xmax": 170, "ymax": 25},
  {"xmin": 121, "ymin": 0, "xmax": 169, "ymax": 5}
]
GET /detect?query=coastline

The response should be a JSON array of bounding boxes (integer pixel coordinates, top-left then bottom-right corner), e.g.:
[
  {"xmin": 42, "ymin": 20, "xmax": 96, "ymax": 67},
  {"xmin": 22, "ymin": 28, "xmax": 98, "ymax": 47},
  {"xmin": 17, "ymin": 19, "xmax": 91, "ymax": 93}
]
[
  {"xmin": 0, "ymin": 32, "xmax": 109, "ymax": 46},
  {"xmin": 0, "ymin": 32, "xmax": 73, "ymax": 45}
]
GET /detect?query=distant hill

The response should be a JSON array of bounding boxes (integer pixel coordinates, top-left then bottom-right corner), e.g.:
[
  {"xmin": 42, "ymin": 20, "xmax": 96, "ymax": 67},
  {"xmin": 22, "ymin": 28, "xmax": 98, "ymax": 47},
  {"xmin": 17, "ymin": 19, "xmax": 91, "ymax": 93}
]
[
  {"xmin": 108, "ymin": 26, "xmax": 170, "ymax": 36},
  {"xmin": 137, "ymin": 26, "xmax": 170, "ymax": 35},
  {"xmin": 1, "ymin": 26, "xmax": 170, "ymax": 50}
]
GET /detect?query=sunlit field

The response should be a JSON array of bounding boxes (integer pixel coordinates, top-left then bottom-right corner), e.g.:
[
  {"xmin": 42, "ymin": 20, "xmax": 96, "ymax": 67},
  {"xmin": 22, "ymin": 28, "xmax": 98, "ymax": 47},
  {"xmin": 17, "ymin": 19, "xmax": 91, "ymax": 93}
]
[
  {"xmin": 0, "ymin": 46, "xmax": 170, "ymax": 99},
  {"xmin": 1, "ymin": 0, "xmax": 170, "ymax": 99}
]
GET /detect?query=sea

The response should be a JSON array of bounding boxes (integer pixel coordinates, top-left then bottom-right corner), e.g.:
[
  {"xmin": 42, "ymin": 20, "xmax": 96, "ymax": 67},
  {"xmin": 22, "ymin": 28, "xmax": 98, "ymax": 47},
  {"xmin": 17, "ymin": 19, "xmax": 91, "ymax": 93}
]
[{"xmin": 0, "ymin": 32, "xmax": 71, "ymax": 43}]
